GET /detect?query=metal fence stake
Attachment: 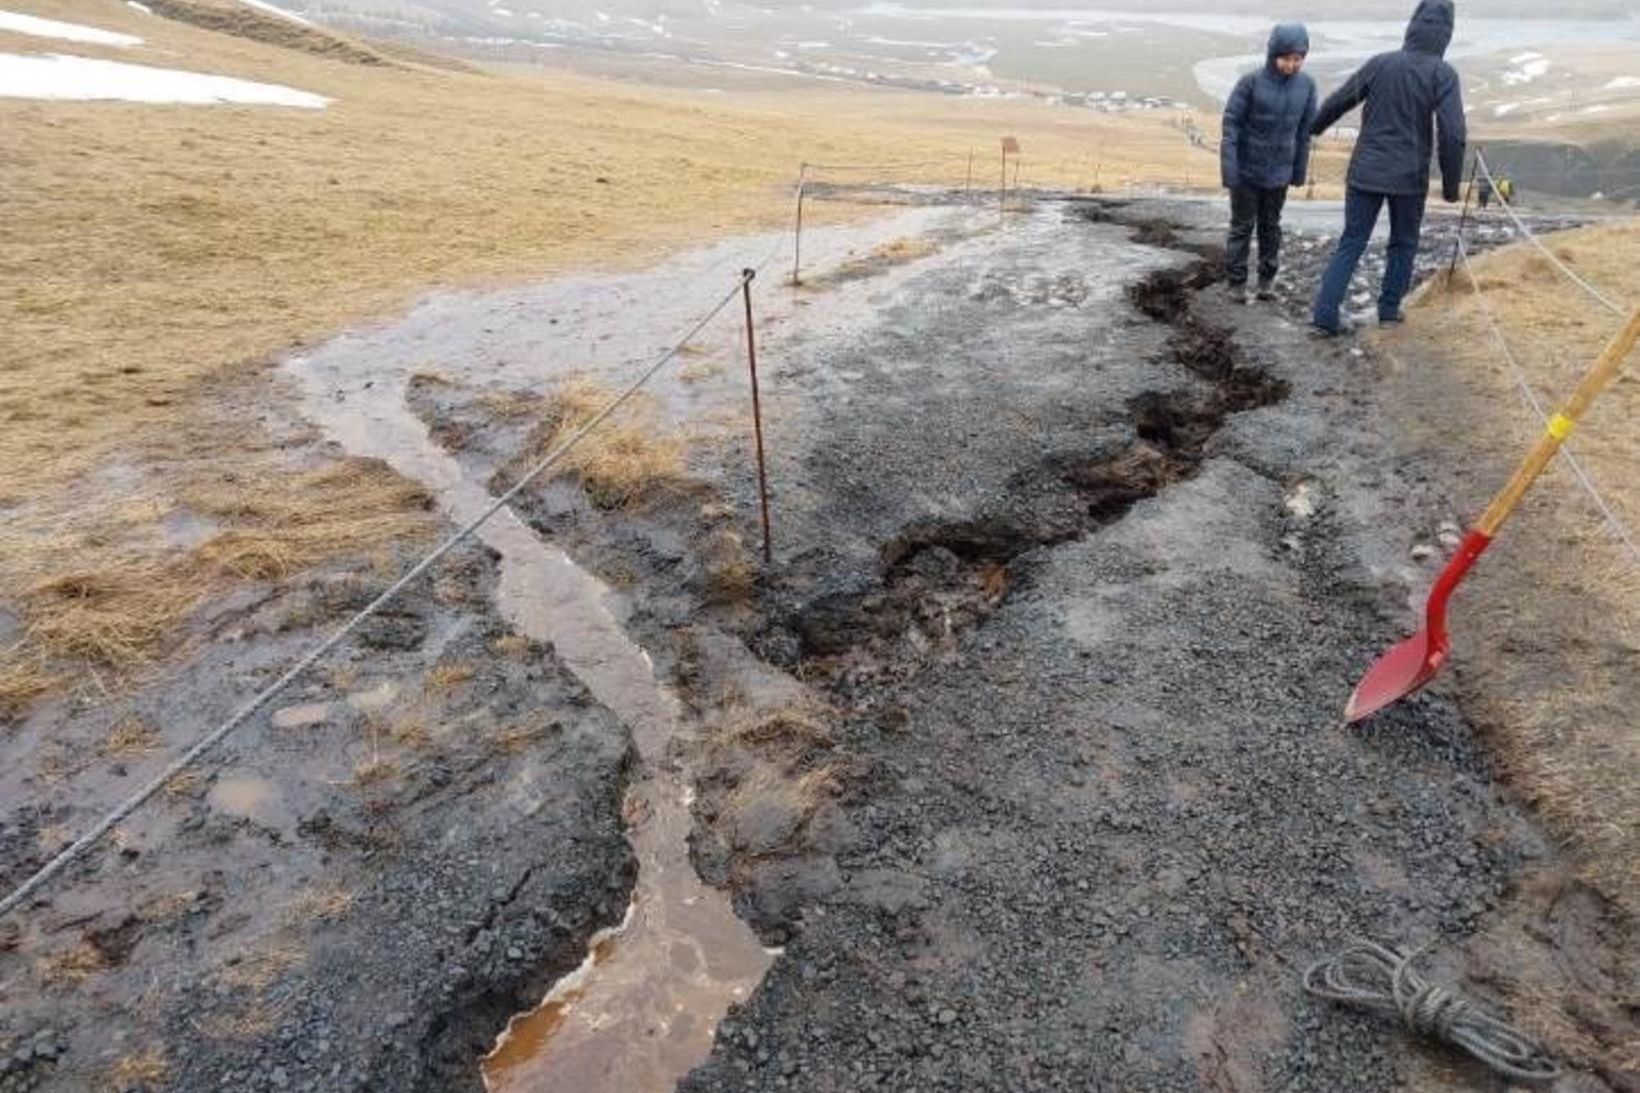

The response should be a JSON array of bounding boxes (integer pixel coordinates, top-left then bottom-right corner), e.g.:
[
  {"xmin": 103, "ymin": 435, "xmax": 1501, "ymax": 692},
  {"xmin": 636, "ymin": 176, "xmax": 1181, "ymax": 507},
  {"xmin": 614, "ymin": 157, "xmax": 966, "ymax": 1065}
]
[{"xmin": 741, "ymin": 269, "xmax": 773, "ymax": 564}]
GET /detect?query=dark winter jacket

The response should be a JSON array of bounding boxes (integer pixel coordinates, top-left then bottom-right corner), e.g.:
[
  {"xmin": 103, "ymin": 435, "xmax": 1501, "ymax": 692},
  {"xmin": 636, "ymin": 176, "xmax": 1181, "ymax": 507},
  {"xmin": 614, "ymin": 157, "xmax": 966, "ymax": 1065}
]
[
  {"xmin": 1220, "ymin": 23, "xmax": 1319, "ymax": 190},
  {"xmin": 1310, "ymin": 0, "xmax": 1467, "ymax": 200}
]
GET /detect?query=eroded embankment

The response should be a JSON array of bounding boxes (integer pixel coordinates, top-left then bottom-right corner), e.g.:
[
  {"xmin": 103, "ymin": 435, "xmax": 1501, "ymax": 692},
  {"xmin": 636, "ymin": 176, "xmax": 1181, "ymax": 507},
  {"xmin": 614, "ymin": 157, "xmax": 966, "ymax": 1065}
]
[{"xmin": 764, "ymin": 251, "xmax": 1289, "ymax": 691}]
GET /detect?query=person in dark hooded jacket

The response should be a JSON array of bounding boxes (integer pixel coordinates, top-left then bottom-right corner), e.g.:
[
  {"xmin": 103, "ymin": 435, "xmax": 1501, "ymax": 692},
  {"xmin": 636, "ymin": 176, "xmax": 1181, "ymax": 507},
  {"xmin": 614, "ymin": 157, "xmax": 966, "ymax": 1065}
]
[
  {"xmin": 1220, "ymin": 22, "xmax": 1318, "ymax": 301},
  {"xmin": 1308, "ymin": 0, "xmax": 1466, "ymax": 335}
]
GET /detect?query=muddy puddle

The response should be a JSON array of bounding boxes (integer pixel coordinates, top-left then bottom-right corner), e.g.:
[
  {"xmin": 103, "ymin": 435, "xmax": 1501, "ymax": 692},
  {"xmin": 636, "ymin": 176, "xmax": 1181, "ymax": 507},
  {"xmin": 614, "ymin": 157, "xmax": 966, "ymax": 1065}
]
[{"xmin": 286, "ymin": 205, "xmax": 983, "ymax": 1090}]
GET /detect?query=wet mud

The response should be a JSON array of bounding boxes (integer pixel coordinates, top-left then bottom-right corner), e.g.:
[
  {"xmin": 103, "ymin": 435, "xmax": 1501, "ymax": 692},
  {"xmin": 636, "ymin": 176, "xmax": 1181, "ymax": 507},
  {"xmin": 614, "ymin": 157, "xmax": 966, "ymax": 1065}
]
[{"xmin": 0, "ymin": 523, "xmax": 634, "ymax": 1093}]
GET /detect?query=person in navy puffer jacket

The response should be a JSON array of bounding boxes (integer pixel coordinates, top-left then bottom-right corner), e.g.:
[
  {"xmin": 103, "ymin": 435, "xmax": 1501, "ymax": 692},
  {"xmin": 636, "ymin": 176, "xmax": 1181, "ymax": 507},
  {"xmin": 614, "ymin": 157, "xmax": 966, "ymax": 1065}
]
[
  {"xmin": 1220, "ymin": 22, "xmax": 1318, "ymax": 302},
  {"xmin": 1308, "ymin": 0, "xmax": 1466, "ymax": 335}
]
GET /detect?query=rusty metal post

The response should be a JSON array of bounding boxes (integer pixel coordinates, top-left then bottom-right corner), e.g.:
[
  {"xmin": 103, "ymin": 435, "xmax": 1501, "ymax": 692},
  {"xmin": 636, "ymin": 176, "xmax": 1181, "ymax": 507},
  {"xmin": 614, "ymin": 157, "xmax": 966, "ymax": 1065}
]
[
  {"xmin": 792, "ymin": 164, "xmax": 807, "ymax": 286},
  {"xmin": 740, "ymin": 269, "xmax": 773, "ymax": 563}
]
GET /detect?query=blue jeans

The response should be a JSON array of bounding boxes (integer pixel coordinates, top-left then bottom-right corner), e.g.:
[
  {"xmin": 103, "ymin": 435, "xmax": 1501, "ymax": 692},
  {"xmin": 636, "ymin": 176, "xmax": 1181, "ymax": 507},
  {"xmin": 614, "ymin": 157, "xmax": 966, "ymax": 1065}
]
[{"xmin": 1312, "ymin": 188, "xmax": 1427, "ymax": 331}]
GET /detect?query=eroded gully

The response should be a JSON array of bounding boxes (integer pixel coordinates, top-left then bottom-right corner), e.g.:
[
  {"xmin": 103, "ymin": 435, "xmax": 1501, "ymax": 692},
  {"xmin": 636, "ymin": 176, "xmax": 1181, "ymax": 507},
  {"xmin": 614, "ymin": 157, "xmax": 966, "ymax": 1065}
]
[{"xmin": 284, "ymin": 203, "xmax": 979, "ymax": 1091}]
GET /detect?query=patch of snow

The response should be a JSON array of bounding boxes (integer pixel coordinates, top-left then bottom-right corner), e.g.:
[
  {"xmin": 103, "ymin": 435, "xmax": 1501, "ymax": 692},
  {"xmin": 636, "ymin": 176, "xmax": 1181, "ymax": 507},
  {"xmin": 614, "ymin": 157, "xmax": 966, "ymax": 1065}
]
[
  {"xmin": 1492, "ymin": 101, "xmax": 1519, "ymax": 117},
  {"xmin": 1603, "ymin": 76, "xmax": 1640, "ymax": 90},
  {"xmin": 0, "ymin": 52, "xmax": 329, "ymax": 107},
  {"xmin": 796, "ymin": 40, "xmax": 829, "ymax": 49},
  {"xmin": 126, "ymin": 2, "xmax": 153, "ymax": 14},
  {"xmin": 1581, "ymin": 103, "xmax": 1609, "ymax": 114},
  {"xmin": 236, "ymin": 0, "xmax": 312, "ymax": 27},
  {"xmin": 0, "ymin": 9, "xmax": 142, "ymax": 46},
  {"xmin": 1501, "ymin": 53, "xmax": 1549, "ymax": 86},
  {"xmin": 493, "ymin": 6, "xmax": 512, "ymax": 14}
]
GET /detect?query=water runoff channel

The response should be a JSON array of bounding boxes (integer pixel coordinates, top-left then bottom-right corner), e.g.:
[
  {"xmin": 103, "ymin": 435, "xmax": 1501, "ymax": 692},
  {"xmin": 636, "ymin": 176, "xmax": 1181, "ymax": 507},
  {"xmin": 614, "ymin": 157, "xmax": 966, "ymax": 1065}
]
[{"xmin": 286, "ymin": 203, "xmax": 967, "ymax": 1089}]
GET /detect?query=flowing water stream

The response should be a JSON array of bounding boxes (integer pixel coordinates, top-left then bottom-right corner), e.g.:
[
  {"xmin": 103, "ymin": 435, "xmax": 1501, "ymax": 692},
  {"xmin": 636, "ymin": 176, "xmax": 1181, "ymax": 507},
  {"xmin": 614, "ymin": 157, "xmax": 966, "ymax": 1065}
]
[{"xmin": 285, "ymin": 206, "xmax": 964, "ymax": 1089}]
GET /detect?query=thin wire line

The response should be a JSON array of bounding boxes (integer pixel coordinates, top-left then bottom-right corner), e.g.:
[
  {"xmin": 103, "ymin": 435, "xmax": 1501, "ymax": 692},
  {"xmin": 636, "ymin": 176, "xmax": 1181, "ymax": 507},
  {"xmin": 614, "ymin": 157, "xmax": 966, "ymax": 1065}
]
[
  {"xmin": 1474, "ymin": 151, "xmax": 1627, "ymax": 317},
  {"xmin": 1456, "ymin": 235, "xmax": 1638, "ymax": 563},
  {"xmin": 0, "ymin": 268, "xmax": 767, "ymax": 922}
]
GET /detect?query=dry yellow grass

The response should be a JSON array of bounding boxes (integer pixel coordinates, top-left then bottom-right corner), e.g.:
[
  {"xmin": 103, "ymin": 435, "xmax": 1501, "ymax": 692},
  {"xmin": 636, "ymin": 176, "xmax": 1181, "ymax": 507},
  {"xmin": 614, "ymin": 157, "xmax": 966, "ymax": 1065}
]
[
  {"xmin": 1386, "ymin": 219, "xmax": 1639, "ymax": 908},
  {"xmin": 187, "ymin": 459, "xmax": 433, "ymax": 581},
  {"xmin": 21, "ymin": 563, "xmax": 200, "ymax": 666},
  {"xmin": 529, "ymin": 379, "xmax": 686, "ymax": 509},
  {"xmin": 102, "ymin": 714, "xmax": 164, "ymax": 757},
  {"xmin": 715, "ymin": 704, "xmax": 835, "ymax": 755},
  {"xmin": 283, "ymin": 882, "xmax": 357, "ymax": 924},
  {"xmin": 105, "ymin": 1046, "xmax": 170, "ymax": 1091},
  {"xmin": 0, "ymin": 650, "xmax": 54, "ymax": 721},
  {"xmin": 35, "ymin": 940, "xmax": 109, "ymax": 985}
]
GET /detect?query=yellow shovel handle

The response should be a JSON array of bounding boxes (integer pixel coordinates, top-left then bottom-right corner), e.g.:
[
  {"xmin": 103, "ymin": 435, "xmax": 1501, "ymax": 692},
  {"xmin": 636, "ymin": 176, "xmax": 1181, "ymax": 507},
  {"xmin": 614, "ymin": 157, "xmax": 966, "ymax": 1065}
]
[{"xmin": 1477, "ymin": 307, "xmax": 1640, "ymax": 537}]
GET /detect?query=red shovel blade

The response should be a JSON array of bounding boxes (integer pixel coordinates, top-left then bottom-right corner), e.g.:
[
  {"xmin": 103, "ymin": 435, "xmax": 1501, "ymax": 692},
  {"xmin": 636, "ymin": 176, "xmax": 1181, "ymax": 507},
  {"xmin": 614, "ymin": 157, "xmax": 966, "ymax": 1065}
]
[
  {"xmin": 1344, "ymin": 530, "xmax": 1493, "ymax": 723},
  {"xmin": 1344, "ymin": 628, "xmax": 1448, "ymax": 722}
]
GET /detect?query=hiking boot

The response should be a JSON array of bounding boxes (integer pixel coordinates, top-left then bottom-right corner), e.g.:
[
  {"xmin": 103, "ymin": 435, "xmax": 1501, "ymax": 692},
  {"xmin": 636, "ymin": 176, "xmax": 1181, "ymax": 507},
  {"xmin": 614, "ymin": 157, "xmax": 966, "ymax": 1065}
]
[
  {"xmin": 1255, "ymin": 280, "xmax": 1278, "ymax": 301},
  {"xmin": 1226, "ymin": 281, "xmax": 1252, "ymax": 304},
  {"xmin": 1378, "ymin": 309, "xmax": 1407, "ymax": 325},
  {"xmin": 1309, "ymin": 314, "xmax": 1357, "ymax": 338}
]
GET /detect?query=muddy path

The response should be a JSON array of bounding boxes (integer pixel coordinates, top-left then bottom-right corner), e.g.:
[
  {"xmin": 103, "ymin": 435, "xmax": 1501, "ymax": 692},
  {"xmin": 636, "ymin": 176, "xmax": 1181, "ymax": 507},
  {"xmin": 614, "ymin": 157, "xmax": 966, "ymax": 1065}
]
[
  {"xmin": 413, "ymin": 194, "xmax": 1626, "ymax": 1091},
  {"xmin": 3, "ymin": 192, "xmax": 1626, "ymax": 1093}
]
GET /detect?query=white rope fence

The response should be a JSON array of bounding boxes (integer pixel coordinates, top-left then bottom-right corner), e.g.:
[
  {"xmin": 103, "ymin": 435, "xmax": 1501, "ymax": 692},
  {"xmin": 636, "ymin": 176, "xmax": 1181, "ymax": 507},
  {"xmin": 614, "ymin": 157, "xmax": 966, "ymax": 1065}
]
[
  {"xmin": 1475, "ymin": 150, "xmax": 1629, "ymax": 318},
  {"xmin": 1454, "ymin": 234, "xmax": 1639, "ymax": 564}
]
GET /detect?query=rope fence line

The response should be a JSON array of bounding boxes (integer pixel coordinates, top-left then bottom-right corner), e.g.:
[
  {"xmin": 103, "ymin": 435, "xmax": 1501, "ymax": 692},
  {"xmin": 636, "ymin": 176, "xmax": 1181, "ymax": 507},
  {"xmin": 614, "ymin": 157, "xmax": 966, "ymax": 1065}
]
[
  {"xmin": 0, "ymin": 203, "xmax": 801, "ymax": 924},
  {"xmin": 1454, "ymin": 235, "xmax": 1640, "ymax": 563},
  {"xmin": 1475, "ymin": 149, "xmax": 1629, "ymax": 318}
]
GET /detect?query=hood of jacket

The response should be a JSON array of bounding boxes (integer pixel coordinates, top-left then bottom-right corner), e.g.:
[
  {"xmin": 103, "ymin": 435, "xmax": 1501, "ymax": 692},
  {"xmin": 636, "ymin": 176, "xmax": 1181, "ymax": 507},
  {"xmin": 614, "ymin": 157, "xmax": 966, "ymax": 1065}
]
[
  {"xmin": 1266, "ymin": 22, "xmax": 1310, "ymax": 75},
  {"xmin": 1403, "ymin": 0, "xmax": 1454, "ymax": 56}
]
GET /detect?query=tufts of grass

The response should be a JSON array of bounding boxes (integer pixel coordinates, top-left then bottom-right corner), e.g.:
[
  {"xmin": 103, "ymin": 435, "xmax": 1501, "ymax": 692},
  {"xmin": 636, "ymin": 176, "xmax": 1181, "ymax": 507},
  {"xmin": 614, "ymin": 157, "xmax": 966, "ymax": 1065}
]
[
  {"xmin": 718, "ymin": 705, "xmax": 834, "ymax": 754},
  {"xmin": 189, "ymin": 458, "xmax": 433, "ymax": 582},
  {"xmin": 426, "ymin": 661, "xmax": 475, "ymax": 695},
  {"xmin": 103, "ymin": 714, "xmax": 164, "ymax": 758},
  {"xmin": 105, "ymin": 1046, "xmax": 170, "ymax": 1091},
  {"xmin": 490, "ymin": 633, "xmax": 536, "ymax": 661},
  {"xmin": 0, "ymin": 648, "xmax": 54, "ymax": 722},
  {"xmin": 36, "ymin": 941, "xmax": 109, "ymax": 986},
  {"xmin": 22, "ymin": 562, "xmax": 198, "ymax": 665},
  {"xmin": 526, "ymin": 379, "xmax": 686, "ymax": 509},
  {"xmin": 284, "ymin": 882, "xmax": 357, "ymax": 925},
  {"xmin": 491, "ymin": 713, "xmax": 555, "ymax": 756}
]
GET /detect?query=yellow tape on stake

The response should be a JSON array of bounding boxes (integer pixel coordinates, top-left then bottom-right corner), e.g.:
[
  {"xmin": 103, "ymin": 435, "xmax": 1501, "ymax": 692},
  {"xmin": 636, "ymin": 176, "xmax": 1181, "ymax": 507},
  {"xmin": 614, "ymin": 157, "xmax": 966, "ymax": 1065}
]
[{"xmin": 1547, "ymin": 413, "xmax": 1575, "ymax": 441}]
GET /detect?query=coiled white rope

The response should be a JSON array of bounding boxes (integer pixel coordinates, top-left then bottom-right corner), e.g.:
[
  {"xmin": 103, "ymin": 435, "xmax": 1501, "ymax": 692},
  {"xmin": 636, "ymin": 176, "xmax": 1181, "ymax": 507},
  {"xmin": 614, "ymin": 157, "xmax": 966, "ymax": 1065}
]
[{"xmin": 1304, "ymin": 941, "xmax": 1560, "ymax": 1083}]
